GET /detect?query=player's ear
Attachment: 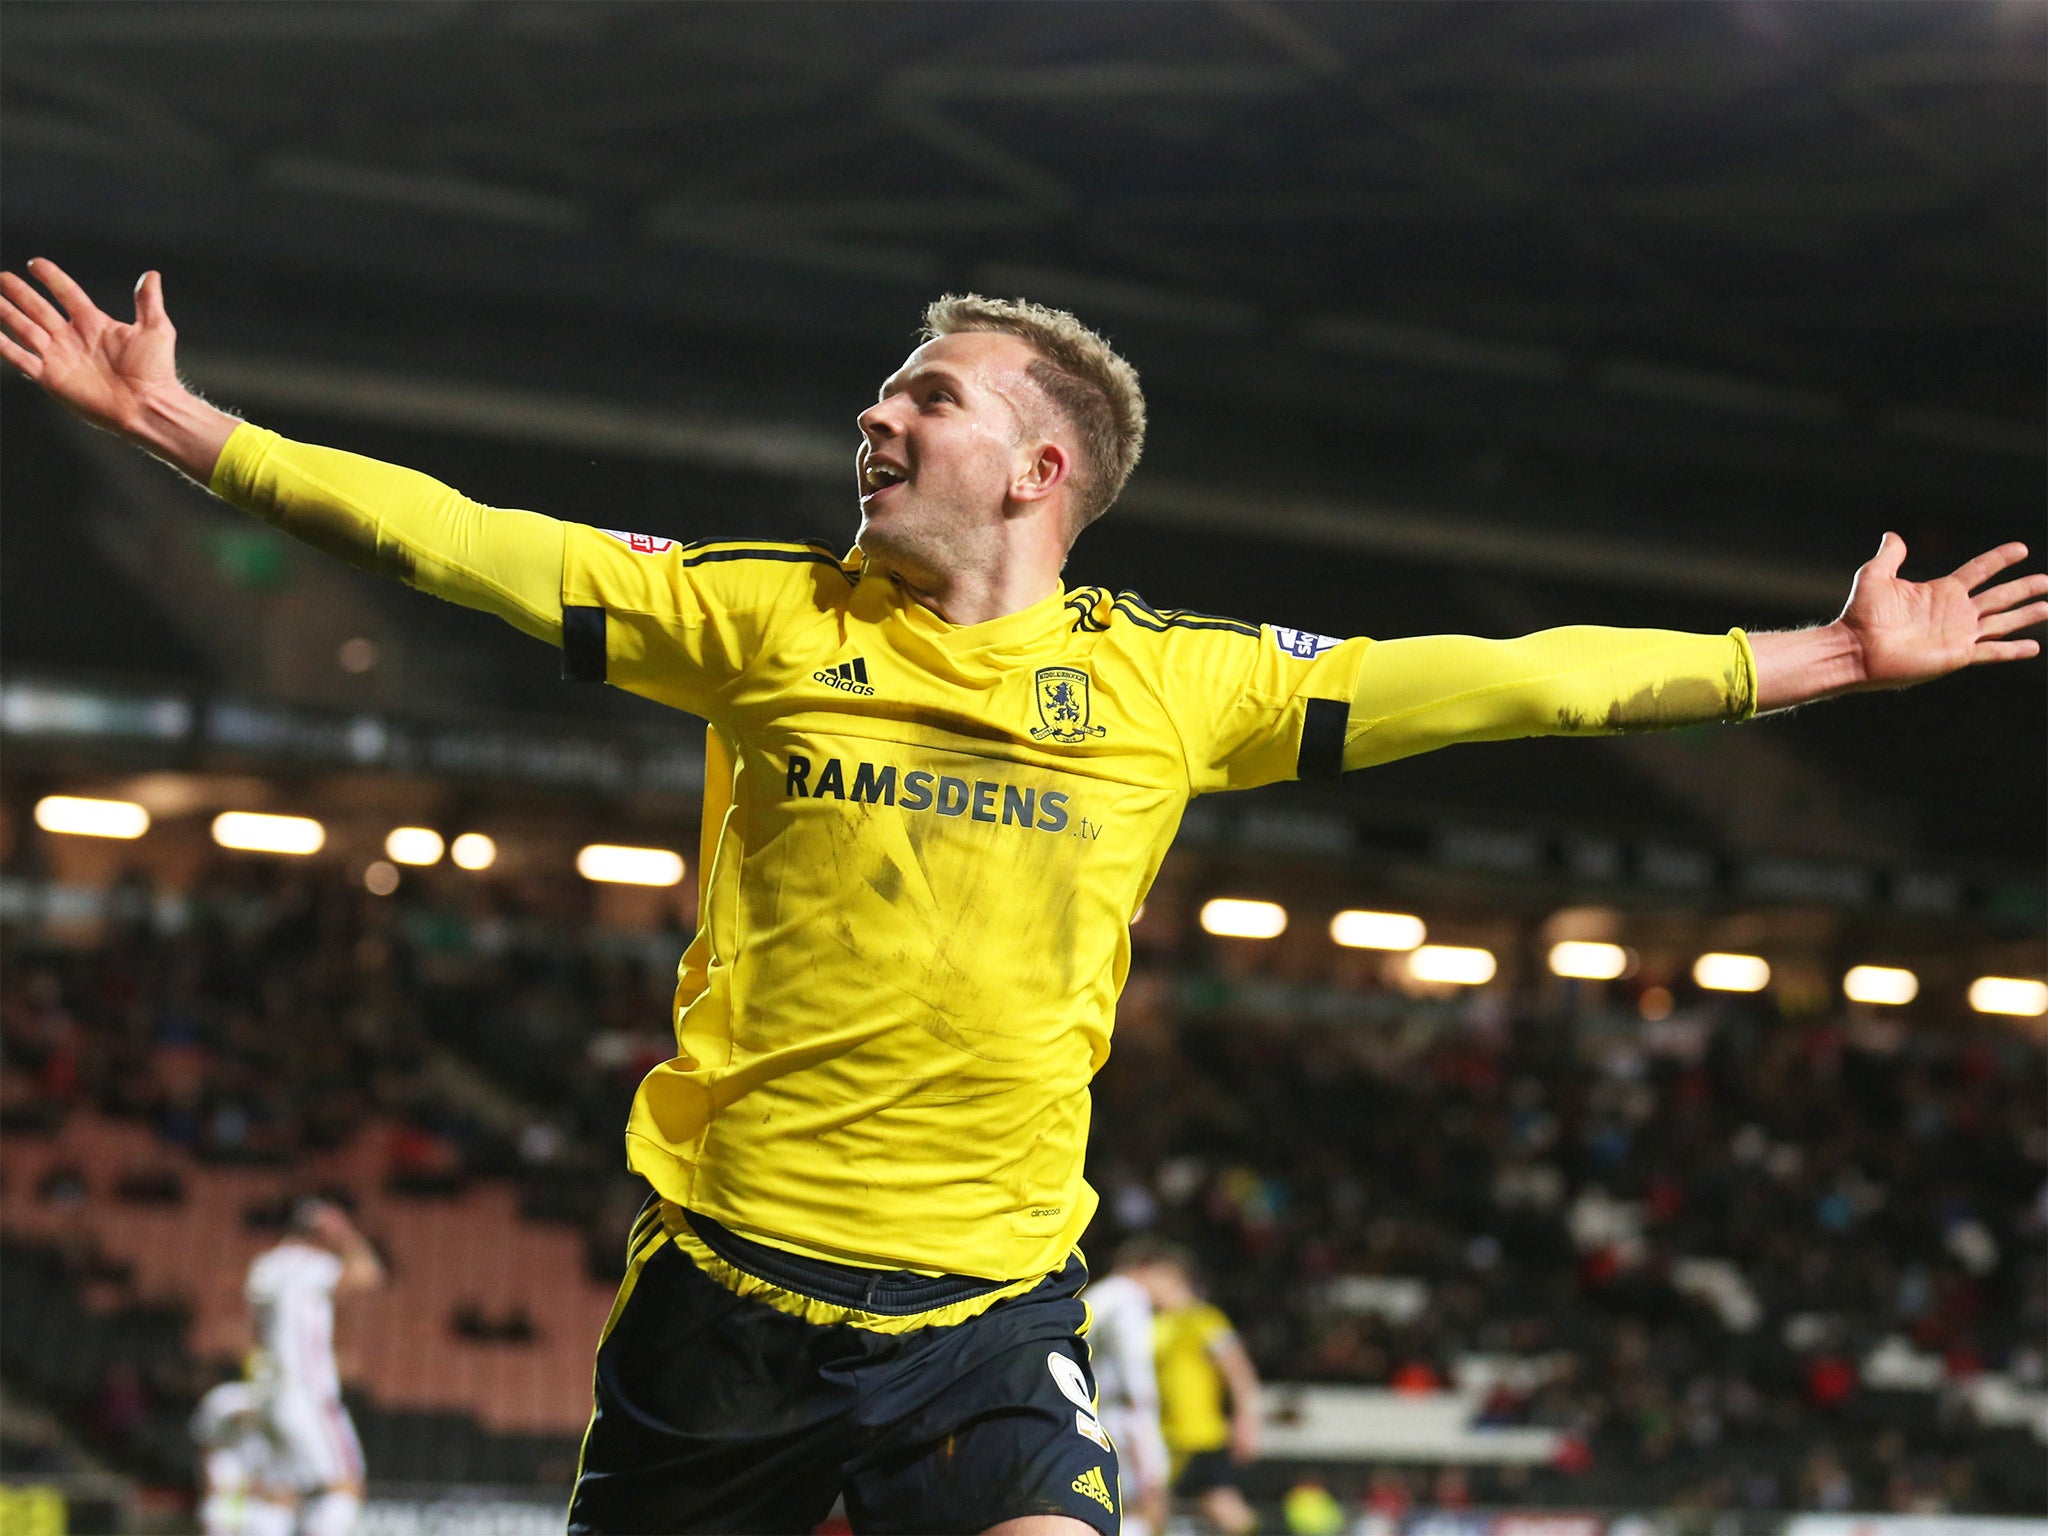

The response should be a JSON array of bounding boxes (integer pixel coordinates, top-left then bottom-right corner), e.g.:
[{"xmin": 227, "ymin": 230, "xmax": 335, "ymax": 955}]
[{"xmin": 1010, "ymin": 441, "xmax": 1068, "ymax": 505}]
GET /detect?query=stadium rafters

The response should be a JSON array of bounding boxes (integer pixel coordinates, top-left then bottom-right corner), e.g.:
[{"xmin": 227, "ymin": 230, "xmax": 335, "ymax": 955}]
[{"xmin": 3, "ymin": 0, "xmax": 2040, "ymax": 578}]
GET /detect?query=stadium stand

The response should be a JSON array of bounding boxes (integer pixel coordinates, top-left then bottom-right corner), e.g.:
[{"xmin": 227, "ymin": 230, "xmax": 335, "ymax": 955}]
[
  {"xmin": 1087, "ymin": 963, "xmax": 2048, "ymax": 1514},
  {"xmin": 2, "ymin": 850, "xmax": 2041, "ymax": 1516},
  {"xmin": 0, "ymin": 400, "xmax": 213, "ymax": 687}
]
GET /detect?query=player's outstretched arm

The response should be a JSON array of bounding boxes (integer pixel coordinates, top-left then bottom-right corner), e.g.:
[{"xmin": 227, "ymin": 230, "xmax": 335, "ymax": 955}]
[
  {"xmin": 1336, "ymin": 539, "xmax": 2043, "ymax": 772},
  {"xmin": 1, "ymin": 259, "xmax": 567, "ymax": 646},
  {"xmin": 1749, "ymin": 534, "xmax": 2045, "ymax": 711}
]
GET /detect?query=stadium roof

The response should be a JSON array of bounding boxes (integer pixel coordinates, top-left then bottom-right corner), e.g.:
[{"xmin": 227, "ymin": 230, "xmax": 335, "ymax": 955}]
[
  {"xmin": 2, "ymin": 0, "xmax": 2042, "ymax": 865},
  {"xmin": 6, "ymin": 1, "xmax": 2041, "ymax": 569}
]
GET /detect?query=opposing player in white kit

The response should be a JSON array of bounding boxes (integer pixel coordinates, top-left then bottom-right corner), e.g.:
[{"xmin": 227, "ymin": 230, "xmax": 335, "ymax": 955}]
[
  {"xmin": 245, "ymin": 1200, "xmax": 385, "ymax": 1536},
  {"xmin": 1084, "ymin": 1242, "xmax": 1174, "ymax": 1536},
  {"xmin": 191, "ymin": 1375, "xmax": 295, "ymax": 1536}
]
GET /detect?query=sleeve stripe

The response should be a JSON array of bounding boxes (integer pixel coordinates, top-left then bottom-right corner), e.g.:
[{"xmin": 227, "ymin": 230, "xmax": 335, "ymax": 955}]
[
  {"xmin": 677, "ymin": 537, "xmax": 835, "ymax": 554},
  {"xmin": 675, "ymin": 536, "xmax": 827, "ymax": 548},
  {"xmin": 1110, "ymin": 595, "xmax": 1262, "ymax": 638},
  {"xmin": 562, "ymin": 604, "xmax": 607, "ymax": 682},
  {"xmin": 677, "ymin": 546, "xmax": 842, "ymax": 569},
  {"xmin": 1297, "ymin": 696, "xmax": 1347, "ymax": 780}
]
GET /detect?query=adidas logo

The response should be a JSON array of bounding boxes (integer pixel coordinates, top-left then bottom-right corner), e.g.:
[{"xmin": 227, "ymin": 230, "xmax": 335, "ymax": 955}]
[
  {"xmin": 1070, "ymin": 1465, "xmax": 1114, "ymax": 1513},
  {"xmin": 813, "ymin": 656, "xmax": 875, "ymax": 695}
]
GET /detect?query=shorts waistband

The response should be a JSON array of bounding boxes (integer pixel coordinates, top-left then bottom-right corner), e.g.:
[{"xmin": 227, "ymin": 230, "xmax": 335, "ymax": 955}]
[{"xmin": 681, "ymin": 1210, "xmax": 1006, "ymax": 1317}]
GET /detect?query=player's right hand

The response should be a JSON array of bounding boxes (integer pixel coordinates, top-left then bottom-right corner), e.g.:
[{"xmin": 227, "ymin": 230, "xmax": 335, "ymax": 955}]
[
  {"xmin": 0, "ymin": 259, "xmax": 180, "ymax": 436},
  {"xmin": 1229, "ymin": 1414, "xmax": 1262, "ymax": 1463}
]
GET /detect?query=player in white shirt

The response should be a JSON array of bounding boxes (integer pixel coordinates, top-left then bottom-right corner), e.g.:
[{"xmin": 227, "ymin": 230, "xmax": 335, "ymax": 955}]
[
  {"xmin": 245, "ymin": 1200, "xmax": 385, "ymax": 1536},
  {"xmin": 1085, "ymin": 1240, "xmax": 1176, "ymax": 1536},
  {"xmin": 190, "ymin": 1375, "xmax": 295, "ymax": 1536}
]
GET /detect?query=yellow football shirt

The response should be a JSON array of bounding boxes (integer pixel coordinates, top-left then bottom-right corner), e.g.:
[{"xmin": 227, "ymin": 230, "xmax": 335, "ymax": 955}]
[
  {"xmin": 1152, "ymin": 1302, "xmax": 1237, "ymax": 1461},
  {"xmin": 211, "ymin": 424, "xmax": 1756, "ymax": 1287},
  {"xmin": 560, "ymin": 523, "xmax": 1371, "ymax": 1280}
]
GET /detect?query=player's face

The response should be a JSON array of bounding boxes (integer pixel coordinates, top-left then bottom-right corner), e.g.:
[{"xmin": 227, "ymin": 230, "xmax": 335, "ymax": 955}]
[
  {"xmin": 855, "ymin": 331, "xmax": 1045, "ymax": 583},
  {"xmin": 1134, "ymin": 1262, "xmax": 1192, "ymax": 1310}
]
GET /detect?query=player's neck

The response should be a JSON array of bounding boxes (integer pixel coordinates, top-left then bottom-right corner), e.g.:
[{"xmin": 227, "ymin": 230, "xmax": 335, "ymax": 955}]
[
  {"xmin": 899, "ymin": 569, "xmax": 1055, "ymax": 628},
  {"xmin": 894, "ymin": 540, "xmax": 1064, "ymax": 628}
]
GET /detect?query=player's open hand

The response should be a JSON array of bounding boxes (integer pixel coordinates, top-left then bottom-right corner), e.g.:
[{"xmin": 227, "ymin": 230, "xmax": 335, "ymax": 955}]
[
  {"xmin": 1840, "ymin": 533, "xmax": 2046, "ymax": 688},
  {"xmin": 0, "ymin": 258, "xmax": 180, "ymax": 436}
]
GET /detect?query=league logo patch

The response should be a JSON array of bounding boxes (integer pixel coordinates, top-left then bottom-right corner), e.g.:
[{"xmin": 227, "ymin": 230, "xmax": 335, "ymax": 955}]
[
  {"xmin": 1031, "ymin": 667, "xmax": 1107, "ymax": 744},
  {"xmin": 1270, "ymin": 625, "xmax": 1341, "ymax": 659},
  {"xmin": 601, "ymin": 529, "xmax": 678, "ymax": 555}
]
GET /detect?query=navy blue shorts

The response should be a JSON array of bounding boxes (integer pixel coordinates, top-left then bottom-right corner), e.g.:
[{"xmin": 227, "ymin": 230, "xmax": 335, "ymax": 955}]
[
  {"xmin": 567, "ymin": 1201, "xmax": 1121, "ymax": 1534},
  {"xmin": 1173, "ymin": 1446, "xmax": 1245, "ymax": 1496}
]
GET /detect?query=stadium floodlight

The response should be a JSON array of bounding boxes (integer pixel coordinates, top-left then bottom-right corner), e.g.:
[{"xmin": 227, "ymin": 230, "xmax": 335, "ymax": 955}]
[
  {"xmin": 449, "ymin": 832, "xmax": 497, "ymax": 870},
  {"xmin": 1329, "ymin": 909, "xmax": 1425, "ymax": 951},
  {"xmin": 34, "ymin": 795, "xmax": 150, "ymax": 839},
  {"xmin": 1548, "ymin": 940, "xmax": 1631, "ymax": 981},
  {"xmin": 577, "ymin": 844, "xmax": 686, "ymax": 887},
  {"xmin": 384, "ymin": 827, "xmax": 445, "ymax": 866},
  {"xmin": 1968, "ymin": 976, "xmax": 2048, "ymax": 1018},
  {"xmin": 1199, "ymin": 897, "xmax": 1287, "ymax": 939},
  {"xmin": 212, "ymin": 811, "xmax": 325, "ymax": 856},
  {"xmin": 1693, "ymin": 952, "xmax": 1770, "ymax": 993},
  {"xmin": 1408, "ymin": 944, "xmax": 1497, "ymax": 986},
  {"xmin": 1842, "ymin": 965, "xmax": 1918, "ymax": 1006}
]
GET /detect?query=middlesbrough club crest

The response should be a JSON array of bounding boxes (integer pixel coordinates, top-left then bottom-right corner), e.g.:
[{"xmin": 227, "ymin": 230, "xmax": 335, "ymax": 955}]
[{"xmin": 1031, "ymin": 667, "xmax": 1106, "ymax": 743}]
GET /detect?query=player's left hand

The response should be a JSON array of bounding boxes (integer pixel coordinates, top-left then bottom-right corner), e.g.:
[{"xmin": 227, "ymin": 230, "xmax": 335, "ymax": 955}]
[{"xmin": 1841, "ymin": 534, "xmax": 2046, "ymax": 687}]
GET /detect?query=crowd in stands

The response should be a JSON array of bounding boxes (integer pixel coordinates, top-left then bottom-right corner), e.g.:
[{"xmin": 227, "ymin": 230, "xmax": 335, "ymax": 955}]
[
  {"xmin": 1088, "ymin": 958, "xmax": 2047, "ymax": 1514},
  {"xmin": 1, "ymin": 856, "xmax": 2043, "ymax": 1518}
]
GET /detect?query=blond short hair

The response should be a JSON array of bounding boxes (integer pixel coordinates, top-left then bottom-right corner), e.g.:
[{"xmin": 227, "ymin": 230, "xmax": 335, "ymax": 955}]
[{"xmin": 921, "ymin": 294, "xmax": 1146, "ymax": 539}]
